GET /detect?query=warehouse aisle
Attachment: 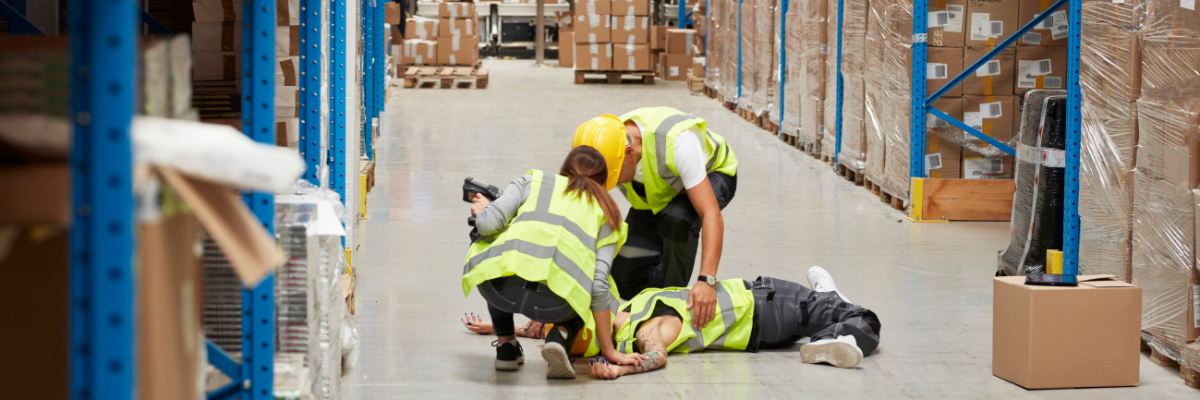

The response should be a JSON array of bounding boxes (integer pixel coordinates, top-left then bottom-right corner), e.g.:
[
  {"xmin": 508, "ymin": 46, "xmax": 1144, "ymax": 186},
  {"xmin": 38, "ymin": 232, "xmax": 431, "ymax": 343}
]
[{"xmin": 344, "ymin": 60, "xmax": 1190, "ymax": 399}]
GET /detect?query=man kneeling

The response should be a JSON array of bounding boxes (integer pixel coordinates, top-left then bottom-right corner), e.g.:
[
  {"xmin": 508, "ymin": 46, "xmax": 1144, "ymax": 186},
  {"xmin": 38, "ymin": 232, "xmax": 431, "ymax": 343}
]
[{"xmin": 590, "ymin": 267, "xmax": 881, "ymax": 379}]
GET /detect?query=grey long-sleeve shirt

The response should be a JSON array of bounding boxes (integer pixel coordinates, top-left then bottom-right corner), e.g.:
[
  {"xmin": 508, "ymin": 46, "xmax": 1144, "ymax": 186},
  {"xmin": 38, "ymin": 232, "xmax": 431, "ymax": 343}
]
[{"xmin": 475, "ymin": 175, "xmax": 621, "ymax": 312}]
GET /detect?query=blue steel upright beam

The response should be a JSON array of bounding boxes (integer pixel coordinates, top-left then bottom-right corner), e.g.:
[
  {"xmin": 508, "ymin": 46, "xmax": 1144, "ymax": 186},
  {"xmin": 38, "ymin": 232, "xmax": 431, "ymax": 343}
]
[
  {"xmin": 834, "ymin": 0, "xmax": 844, "ymax": 167},
  {"xmin": 301, "ymin": 0, "xmax": 323, "ymax": 185},
  {"xmin": 1063, "ymin": 0, "xmax": 1082, "ymax": 275},
  {"xmin": 69, "ymin": 1, "xmax": 136, "ymax": 399},
  {"xmin": 362, "ymin": 0, "xmax": 375, "ymax": 160},
  {"xmin": 776, "ymin": 0, "xmax": 787, "ymax": 136},
  {"xmin": 376, "ymin": 0, "xmax": 385, "ymax": 119},
  {"xmin": 240, "ymin": 1, "xmax": 276, "ymax": 399},
  {"xmin": 678, "ymin": 0, "xmax": 688, "ymax": 28},
  {"xmin": 331, "ymin": 0, "xmax": 348, "ymax": 202},
  {"xmin": 736, "ymin": 0, "xmax": 742, "ymax": 106},
  {"xmin": 910, "ymin": 0, "xmax": 927, "ymax": 178}
]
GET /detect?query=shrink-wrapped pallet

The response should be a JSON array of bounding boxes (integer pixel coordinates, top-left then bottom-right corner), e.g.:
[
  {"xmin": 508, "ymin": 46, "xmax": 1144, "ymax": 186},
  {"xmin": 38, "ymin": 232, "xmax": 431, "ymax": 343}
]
[
  {"xmin": 718, "ymin": 0, "xmax": 740, "ymax": 102},
  {"xmin": 739, "ymin": 0, "xmax": 777, "ymax": 116},
  {"xmin": 704, "ymin": 0, "xmax": 726, "ymax": 92},
  {"xmin": 837, "ymin": 0, "xmax": 869, "ymax": 170},
  {"xmin": 821, "ymin": 0, "xmax": 839, "ymax": 157},
  {"xmin": 863, "ymin": 0, "xmax": 888, "ymax": 183},
  {"xmin": 800, "ymin": 0, "xmax": 829, "ymax": 149},
  {"xmin": 778, "ymin": 0, "xmax": 805, "ymax": 138}
]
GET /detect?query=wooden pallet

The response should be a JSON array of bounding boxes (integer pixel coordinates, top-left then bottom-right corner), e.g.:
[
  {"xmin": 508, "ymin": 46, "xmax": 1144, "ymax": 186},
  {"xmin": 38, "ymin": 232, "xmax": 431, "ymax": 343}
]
[
  {"xmin": 402, "ymin": 64, "xmax": 489, "ymax": 89},
  {"xmin": 864, "ymin": 178, "xmax": 882, "ymax": 195},
  {"xmin": 574, "ymin": 70, "xmax": 655, "ymax": 85},
  {"xmin": 914, "ymin": 179, "xmax": 1015, "ymax": 221},
  {"xmin": 879, "ymin": 189, "xmax": 906, "ymax": 211},
  {"xmin": 837, "ymin": 164, "xmax": 865, "ymax": 186},
  {"xmin": 1142, "ymin": 338, "xmax": 1200, "ymax": 391}
]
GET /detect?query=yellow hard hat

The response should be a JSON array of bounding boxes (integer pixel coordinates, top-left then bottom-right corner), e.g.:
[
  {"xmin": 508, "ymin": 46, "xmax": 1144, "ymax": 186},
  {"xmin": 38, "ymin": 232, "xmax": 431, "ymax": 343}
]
[{"xmin": 573, "ymin": 114, "xmax": 628, "ymax": 190}]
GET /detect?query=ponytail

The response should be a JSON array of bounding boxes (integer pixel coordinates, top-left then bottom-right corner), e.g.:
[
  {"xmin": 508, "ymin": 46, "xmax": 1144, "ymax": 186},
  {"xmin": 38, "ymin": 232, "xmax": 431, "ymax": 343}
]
[{"xmin": 560, "ymin": 146, "xmax": 623, "ymax": 231}]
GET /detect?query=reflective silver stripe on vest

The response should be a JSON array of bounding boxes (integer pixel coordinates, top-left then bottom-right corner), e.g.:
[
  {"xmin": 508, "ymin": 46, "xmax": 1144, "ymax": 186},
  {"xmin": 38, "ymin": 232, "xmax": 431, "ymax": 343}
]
[
  {"xmin": 619, "ymin": 340, "xmax": 630, "ymax": 353},
  {"xmin": 653, "ymin": 114, "xmax": 699, "ymax": 192},
  {"xmin": 705, "ymin": 283, "xmax": 737, "ymax": 350},
  {"xmin": 462, "ymin": 239, "xmax": 594, "ymax": 291},
  {"xmin": 704, "ymin": 129, "xmax": 721, "ymax": 172},
  {"xmin": 511, "ymin": 174, "xmax": 599, "ymax": 250}
]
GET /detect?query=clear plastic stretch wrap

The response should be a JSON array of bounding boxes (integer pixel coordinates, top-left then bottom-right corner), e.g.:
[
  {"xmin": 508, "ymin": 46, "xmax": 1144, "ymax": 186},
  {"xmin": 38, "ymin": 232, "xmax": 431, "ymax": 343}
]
[
  {"xmin": 769, "ymin": 0, "xmax": 786, "ymax": 128},
  {"xmin": 837, "ymin": 0, "xmax": 869, "ymax": 170},
  {"xmin": 1131, "ymin": 99, "xmax": 1198, "ymax": 363},
  {"xmin": 744, "ymin": 0, "xmax": 777, "ymax": 116},
  {"xmin": 737, "ymin": 0, "xmax": 758, "ymax": 109},
  {"xmin": 1142, "ymin": 0, "xmax": 1200, "ymax": 105},
  {"xmin": 705, "ymin": 0, "xmax": 725, "ymax": 91},
  {"xmin": 719, "ymin": 0, "xmax": 740, "ymax": 101},
  {"xmin": 801, "ymin": 0, "xmax": 829, "ymax": 148},
  {"xmin": 881, "ymin": 1, "xmax": 915, "ymax": 199},
  {"xmin": 821, "ymin": 0, "xmax": 839, "ymax": 156},
  {"xmin": 779, "ymin": 0, "xmax": 806, "ymax": 137},
  {"xmin": 998, "ymin": 91, "xmax": 1068, "ymax": 277},
  {"xmin": 1078, "ymin": 0, "xmax": 1142, "ymax": 280},
  {"xmin": 863, "ymin": 0, "xmax": 888, "ymax": 182}
]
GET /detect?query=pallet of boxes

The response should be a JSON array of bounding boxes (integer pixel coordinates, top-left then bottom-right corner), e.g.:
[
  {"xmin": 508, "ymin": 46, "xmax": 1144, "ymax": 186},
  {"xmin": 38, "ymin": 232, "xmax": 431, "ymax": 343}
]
[
  {"xmin": 401, "ymin": 1, "xmax": 488, "ymax": 89},
  {"xmin": 191, "ymin": 0, "xmax": 300, "ymax": 147},
  {"xmin": 574, "ymin": 0, "xmax": 654, "ymax": 84},
  {"xmin": 658, "ymin": 27, "xmax": 697, "ymax": 84}
]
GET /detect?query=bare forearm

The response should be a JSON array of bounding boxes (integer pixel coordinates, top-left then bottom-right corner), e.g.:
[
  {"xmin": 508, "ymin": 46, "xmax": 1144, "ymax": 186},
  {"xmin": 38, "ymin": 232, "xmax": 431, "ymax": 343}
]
[
  {"xmin": 593, "ymin": 311, "xmax": 617, "ymax": 357},
  {"xmin": 699, "ymin": 212, "xmax": 723, "ymax": 276},
  {"xmin": 621, "ymin": 331, "xmax": 668, "ymax": 376}
]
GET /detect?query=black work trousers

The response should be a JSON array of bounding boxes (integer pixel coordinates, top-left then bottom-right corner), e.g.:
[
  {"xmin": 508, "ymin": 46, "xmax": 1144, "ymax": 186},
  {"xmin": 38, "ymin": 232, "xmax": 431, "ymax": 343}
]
[
  {"xmin": 611, "ymin": 171, "xmax": 737, "ymax": 300},
  {"xmin": 748, "ymin": 276, "xmax": 881, "ymax": 355},
  {"xmin": 479, "ymin": 276, "xmax": 584, "ymax": 341}
]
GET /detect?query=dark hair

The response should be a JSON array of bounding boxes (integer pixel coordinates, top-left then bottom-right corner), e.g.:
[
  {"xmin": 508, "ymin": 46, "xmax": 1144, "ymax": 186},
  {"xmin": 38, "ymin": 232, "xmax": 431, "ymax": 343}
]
[{"xmin": 560, "ymin": 146, "xmax": 622, "ymax": 231}]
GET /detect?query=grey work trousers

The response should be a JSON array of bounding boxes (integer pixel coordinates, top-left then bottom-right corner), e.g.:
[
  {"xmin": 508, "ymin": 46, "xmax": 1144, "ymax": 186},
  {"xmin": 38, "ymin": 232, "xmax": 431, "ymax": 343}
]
[{"xmin": 748, "ymin": 276, "xmax": 881, "ymax": 355}]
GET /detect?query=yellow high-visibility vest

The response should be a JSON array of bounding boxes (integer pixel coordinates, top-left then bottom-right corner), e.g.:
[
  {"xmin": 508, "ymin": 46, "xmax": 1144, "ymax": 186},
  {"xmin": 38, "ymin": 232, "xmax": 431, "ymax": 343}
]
[
  {"xmin": 614, "ymin": 279, "xmax": 755, "ymax": 353},
  {"xmin": 617, "ymin": 107, "xmax": 739, "ymax": 213}
]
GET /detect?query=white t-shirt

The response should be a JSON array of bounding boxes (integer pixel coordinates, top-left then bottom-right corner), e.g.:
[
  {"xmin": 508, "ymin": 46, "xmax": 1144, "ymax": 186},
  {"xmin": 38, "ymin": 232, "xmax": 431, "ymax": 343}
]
[{"xmin": 631, "ymin": 119, "xmax": 711, "ymax": 190}]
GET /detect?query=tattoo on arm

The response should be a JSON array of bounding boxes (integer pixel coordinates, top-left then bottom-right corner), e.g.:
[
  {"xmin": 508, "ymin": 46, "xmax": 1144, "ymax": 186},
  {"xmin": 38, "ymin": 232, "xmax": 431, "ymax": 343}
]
[{"xmin": 624, "ymin": 329, "xmax": 668, "ymax": 375}]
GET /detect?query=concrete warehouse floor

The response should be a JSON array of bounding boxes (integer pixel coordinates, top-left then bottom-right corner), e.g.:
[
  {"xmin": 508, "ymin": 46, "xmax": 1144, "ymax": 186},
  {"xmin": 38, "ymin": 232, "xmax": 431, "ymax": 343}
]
[{"xmin": 343, "ymin": 60, "xmax": 1193, "ymax": 399}]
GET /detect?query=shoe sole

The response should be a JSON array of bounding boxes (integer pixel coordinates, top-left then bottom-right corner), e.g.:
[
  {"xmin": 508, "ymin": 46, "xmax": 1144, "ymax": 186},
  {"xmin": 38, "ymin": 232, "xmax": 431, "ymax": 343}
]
[
  {"xmin": 801, "ymin": 341, "xmax": 862, "ymax": 369},
  {"xmin": 495, "ymin": 356, "xmax": 524, "ymax": 371},
  {"xmin": 541, "ymin": 342, "xmax": 575, "ymax": 379}
]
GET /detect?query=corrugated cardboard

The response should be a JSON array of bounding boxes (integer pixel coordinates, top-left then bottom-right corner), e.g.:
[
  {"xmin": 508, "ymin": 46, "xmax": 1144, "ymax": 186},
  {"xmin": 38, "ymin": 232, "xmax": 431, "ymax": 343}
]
[
  {"xmin": 386, "ymin": 2, "xmax": 401, "ymax": 24},
  {"xmin": 437, "ymin": 35, "xmax": 479, "ymax": 65},
  {"xmin": 1015, "ymin": 45, "xmax": 1068, "ymax": 94},
  {"xmin": 559, "ymin": 29, "xmax": 575, "ymax": 67},
  {"xmin": 402, "ymin": 39, "xmax": 438, "ymax": 65},
  {"xmin": 651, "ymin": 25, "xmax": 669, "ymax": 50},
  {"xmin": 963, "ymin": 46, "xmax": 1015, "ymax": 96},
  {"xmin": 576, "ymin": 13, "xmax": 613, "ymax": 43},
  {"xmin": 928, "ymin": 0, "xmax": 968, "ymax": 47},
  {"xmin": 392, "ymin": 26, "xmax": 404, "ymax": 44},
  {"xmin": 0, "ymin": 164, "xmax": 69, "ymax": 223},
  {"xmin": 907, "ymin": 46, "xmax": 964, "ymax": 97},
  {"xmin": 1082, "ymin": 23, "xmax": 1141, "ymax": 101},
  {"xmin": 577, "ymin": 0, "xmax": 611, "ymax": 15},
  {"xmin": 1192, "ymin": 189, "xmax": 1200, "ymax": 342},
  {"xmin": 1018, "ymin": 0, "xmax": 1069, "ymax": 46},
  {"xmin": 666, "ymin": 28, "xmax": 695, "ymax": 55},
  {"xmin": 438, "ymin": 2, "xmax": 476, "ymax": 19},
  {"xmin": 966, "ymin": 0, "xmax": 1020, "ymax": 46},
  {"xmin": 613, "ymin": 43, "xmax": 650, "ymax": 71},
  {"xmin": 406, "ymin": 17, "xmax": 439, "ymax": 40},
  {"xmin": 992, "ymin": 276, "xmax": 1141, "ymax": 389},
  {"xmin": 611, "ymin": 16, "xmax": 649, "ymax": 43},
  {"xmin": 439, "ymin": 17, "xmax": 477, "ymax": 38},
  {"xmin": 577, "ymin": 42, "xmax": 614, "ymax": 70},
  {"xmin": 927, "ymin": 97, "xmax": 965, "ymax": 179},
  {"xmin": 611, "ymin": 0, "xmax": 649, "ymax": 16},
  {"xmin": 693, "ymin": 57, "xmax": 706, "ymax": 78},
  {"xmin": 659, "ymin": 52, "xmax": 691, "ymax": 81},
  {"xmin": 962, "ymin": 95, "xmax": 1018, "ymax": 146}
]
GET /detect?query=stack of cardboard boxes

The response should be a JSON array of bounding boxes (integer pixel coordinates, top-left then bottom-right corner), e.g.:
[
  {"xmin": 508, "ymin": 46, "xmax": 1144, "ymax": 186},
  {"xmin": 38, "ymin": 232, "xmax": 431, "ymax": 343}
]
[
  {"xmin": 438, "ymin": 2, "xmax": 480, "ymax": 65},
  {"xmin": 612, "ymin": 0, "xmax": 651, "ymax": 72},
  {"xmin": 558, "ymin": 11, "xmax": 576, "ymax": 67},
  {"xmin": 660, "ymin": 28, "xmax": 696, "ymax": 81},
  {"xmin": 572, "ymin": 0, "xmax": 650, "ymax": 72},
  {"xmin": 575, "ymin": 0, "xmax": 613, "ymax": 70},
  {"xmin": 402, "ymin": 17, "xmax": 439, "ymax": 65}
]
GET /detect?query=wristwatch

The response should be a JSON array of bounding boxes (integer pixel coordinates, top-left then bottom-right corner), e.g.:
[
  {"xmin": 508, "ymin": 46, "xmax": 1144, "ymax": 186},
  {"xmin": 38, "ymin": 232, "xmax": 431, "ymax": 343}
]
[{"xmin": 698, "ymin": 275, "xmax": 717, "ymax": 285}]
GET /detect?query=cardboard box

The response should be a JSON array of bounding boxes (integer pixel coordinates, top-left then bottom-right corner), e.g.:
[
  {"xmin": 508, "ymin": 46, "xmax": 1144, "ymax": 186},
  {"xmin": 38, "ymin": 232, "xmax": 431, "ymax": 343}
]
[
  {"xmin": 193, "ymin": 51, "xmax": 240, "ymax": 81},
  {"xmin": 688, "ymin": 73, "xmax": 705, "ymax": 92},
  {"xmin": 559, "ymin": 29, "xmax": 575, "ymax": 67},
  {"xmin": 962, "ymin": 154, "xmax": 1014, "ymax": 179},
  {"xmin": 406, "ymin": 17, "xmax": 439, "ymax": 40},
  {"xmin": 392, "ymin": 26, "xmax": 404, "ymax": 44},
  {"xmin": 577, "ymin": 42, "xmax": 613, "ymax": 70},
  {"xmin": 613, "ymin": 43, "xmax": 650, "ymax": 71},
  {"xmin": 962, "ymin": 95, "xmax": 1019, "ymax": 148},
  {"xmin": 401, "ymin": 39, "xmax": 437, "ymax": 65},
  {"xmin": 612, "ymin": 0, "xmax": 649, "ymax": 16},
  {"xmin": 928, "ymin": 0, "xmax": 967, "ymax": 47},
  {"xmin": 1082, "ymin": 24, "xmax": 1141, "ymax": 101},
  {"xmin": 651, "ymin": 25, "xmax": 669, "ymax": 50},
  {"xmin": 692, "ymin": 57, "xmax": 706, "ymax": 78},
  {"xmin": 1019, "ymin": 0, "xmax": 1069, "ymax": 46},
  {"xmin": 386, "ymin": 1, "xmax": 401, "ymax": 24},
  {"xmin": 611, "ymin": 16, "xmax": 649, "ymax": 43},
  {"xmin": 966, "ymin": 0, "xmax": 1020, "ymax": 46},
  {"xmin": 577, "ymin": 0, "xmax": 611, "ymax": 15},
  {"xmin": 992, "ymin": 276, "xmax": 1141, "ymax": 389},
  {"xmin": 666, "ymin": 28, "xmax": 696, "ymax": 55},
  {"xmin": 1015, "ymin": 45, "xmax": 1068, "ymax": 94},
  {"xmin": 659, "ymin": 52, "xmax": 691, "ymax": 81},
  {"xmin": 963, "ymin": 46, "xmax": 1015, "ymax": 96},
  {"xmin": 908, "ymin": 46, "xmax": 964, "ymax": 97},
  {"xmin": 439, "ymin": 2, "xmax": 476, "ymax": 19},
  {"xmin": 576, "ymin": 13, "xmax": 613, "ymax": 43},
  {"xmin": 439, "ymin": 17, "xmax": 477, "ymax": 38},
  {"xmin": 437, "ymin": 35, "xmax": 479, "ymax": 65},
  {"xmin": 926, "ymin": 97, "xmax": 964, "ymax": 179}
]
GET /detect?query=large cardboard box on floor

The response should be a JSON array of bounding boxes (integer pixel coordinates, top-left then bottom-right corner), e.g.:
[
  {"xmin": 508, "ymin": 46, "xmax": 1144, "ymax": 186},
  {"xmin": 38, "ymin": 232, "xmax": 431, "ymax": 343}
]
[
  {"xmin": 966, "ymin": 0, "xmax": 1020, "ymax": 46},
  {"xmin": 907, "ymin": 46, "xmax": 964, "ymax": 97},
  {"xmin": 576, "ymin": 13, "xmax": 613, "ymax": 43},
  {"xmin": 927, "ymin": 0, "xmax": 967, "ymax": 47},
  {"xmin": 611, "ymin": 15, "xmax": 649, "ymax": 43},
  {"xmin": 963, "ymin": 46, "xmax": 1015, "ymax": 96},
  {"xmin": 1015, "ymin": 46, "xmax": 1068, "ymax": 94},
  {"xmin": 614, "ymin": 43, "xmax": 650, "ymax": 71},
  {"xmin": 439, "ymin": 17, "xmax": 477, "ymax": 38},
  {"xmin": 402, "ymin": 39, "xmax": 437, "ymax": 65},
  {"xmin": 1018, "ymin": 0, "xmax": 1069, "ymax": 46},
  {"xmin": 439, "ymin": 2, "xmax": 476, "ymax": 19},
  {"xmin": 666, "ymin": 28, "xmax": 696, "ymax": 55},
  {"xmin": 559, "ymin": 29, "xmax": 575, "ymax": 67},
  {"xmin": 406, "ymin": 17, "xmax": 439, "ymax": 40},
  {"xmin": 992, "ymin": 276, "xmax": 1141, "ymax": 389},
  {"xmin": 651, "ymin": 25, "xmax": 669, "ymax": 50},
  {"xmin": 577, "ymin": 41, "xmax": 613, "ymax": 70},
  {"xmin": 612, "ymin": 0, "xmax": 649, "ymax": 16},
  {"xmin": 437, "ymin": 35, "xmax": 479, "ymax": 65},
  {"xmin": 659, "ymin": 52, "xmax": 691, "ymax": 81}
]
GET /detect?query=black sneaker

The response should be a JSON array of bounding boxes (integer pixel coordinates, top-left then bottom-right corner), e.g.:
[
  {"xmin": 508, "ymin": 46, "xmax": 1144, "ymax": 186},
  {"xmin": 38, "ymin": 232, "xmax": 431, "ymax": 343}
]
[
  {"xmin": 492, "ymin": 340, "xmax": 524, "ymax": 371},
  {"xmin": 542, "ymin": 327, "xmax": 575, "ymax": 379}
]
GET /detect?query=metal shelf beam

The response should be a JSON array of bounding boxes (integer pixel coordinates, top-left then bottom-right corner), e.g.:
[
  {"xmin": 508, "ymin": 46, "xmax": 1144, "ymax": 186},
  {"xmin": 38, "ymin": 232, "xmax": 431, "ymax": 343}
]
[
  {"xmin": 834, "ymin": 0, "xmax": 844, "ymax": 168},
  {"xmin": 302, "ymin": 0, "xmax": 325, "ymax": 185},
  {"xmin": 332, "ymin": 0, "xmax": 348, "ymax": 201},
  {"xmin": 362, "ymin": 0, "xmax": 375, "ymax": 160}
]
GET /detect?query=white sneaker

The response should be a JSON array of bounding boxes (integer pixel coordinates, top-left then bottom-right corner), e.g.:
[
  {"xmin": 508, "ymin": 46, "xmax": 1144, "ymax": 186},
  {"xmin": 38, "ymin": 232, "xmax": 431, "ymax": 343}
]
[
  {"xmin": 541, "ymin": 342, "xmax": 576, "ymax": 379},
  {"xmin": 801, "ymin": 335, "xmax": 864, "ymax": 369},
  {"xmin": 808, "ymin": 266, "xmax": 852, "ymax": 303}
]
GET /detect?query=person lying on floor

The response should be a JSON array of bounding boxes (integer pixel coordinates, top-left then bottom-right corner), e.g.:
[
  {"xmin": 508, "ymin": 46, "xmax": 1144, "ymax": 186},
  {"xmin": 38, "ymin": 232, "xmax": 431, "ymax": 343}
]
[{"xmin": 465, "ymin": 267, "xmax": 882, "ymax": 377}]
